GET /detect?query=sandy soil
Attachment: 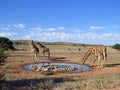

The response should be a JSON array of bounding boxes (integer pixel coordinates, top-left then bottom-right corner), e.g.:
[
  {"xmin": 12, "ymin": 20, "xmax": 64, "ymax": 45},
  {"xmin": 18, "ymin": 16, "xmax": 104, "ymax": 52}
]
[
  {"xmin": 0, "ymin": 50, "xmax": 119, "ymax": 90},
  {"xmin": 2, "ymin": 51, "xmax": 120, "ymax": 81}
]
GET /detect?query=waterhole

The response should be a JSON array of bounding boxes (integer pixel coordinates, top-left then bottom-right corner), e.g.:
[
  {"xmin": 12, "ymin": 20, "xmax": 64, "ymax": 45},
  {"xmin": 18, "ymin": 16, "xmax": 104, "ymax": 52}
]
[{"xmin": 24, "ymin": 62, "xmax": 91, "ymax": 73}]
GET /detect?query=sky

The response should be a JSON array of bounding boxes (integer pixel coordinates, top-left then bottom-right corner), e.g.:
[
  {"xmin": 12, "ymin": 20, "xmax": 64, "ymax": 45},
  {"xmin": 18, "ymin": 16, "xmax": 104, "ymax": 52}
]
[{"xmin": 0, "ymin": 0, "xmax": 120, "ymax": 45}]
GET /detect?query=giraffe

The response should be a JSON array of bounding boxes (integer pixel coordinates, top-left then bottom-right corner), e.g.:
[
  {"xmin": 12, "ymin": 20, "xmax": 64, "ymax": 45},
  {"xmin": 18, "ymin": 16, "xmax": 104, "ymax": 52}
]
[
  {"xmin": 27, "ymin": 40, "xmax": 39, "ymax": 62},
  {"xmin": 37, "ymin": 42, "xmax": 50, "ymax": 59},
  {"xmin": 81, "ymin": 45, "xmax": 107, "ymax": 68}
]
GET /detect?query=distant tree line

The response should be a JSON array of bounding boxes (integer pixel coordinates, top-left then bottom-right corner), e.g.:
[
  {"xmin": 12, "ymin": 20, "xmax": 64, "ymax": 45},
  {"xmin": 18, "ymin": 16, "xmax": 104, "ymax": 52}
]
[
  {"xmin": 13, "ymin": 40, "xmax": 28, "ymax": 45},
  {"xmin": 112, "ymin": 44, "xmax": 120, "ymax": 50}
]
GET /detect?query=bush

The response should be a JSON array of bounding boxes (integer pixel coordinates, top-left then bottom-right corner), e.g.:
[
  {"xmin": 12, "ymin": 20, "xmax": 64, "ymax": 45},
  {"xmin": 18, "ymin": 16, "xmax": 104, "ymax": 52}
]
[
  {"xmin": 0, "ymin": 37, "xmax": 12, "ymax": 65},
  {"xmin": 0, "ymin": 37, "xmax": 14, "ymax": 50},
  {"xmin": 0, "ymin": 48, "xmax": 7, "ymax": 65},
  {"xmin": 112, "ymin": 44, "xmax": 120, "ymax": 50},
  {"xmin": 40, "ymin": 70, "xmax": 54, "ymax": 75},
  {"xmin": 78, "ymin": 48, "xmax": 81, "ymax": 51},
  {"xmin": 68, "ymin": 48, "xmax": 71, "ymax": 51}
]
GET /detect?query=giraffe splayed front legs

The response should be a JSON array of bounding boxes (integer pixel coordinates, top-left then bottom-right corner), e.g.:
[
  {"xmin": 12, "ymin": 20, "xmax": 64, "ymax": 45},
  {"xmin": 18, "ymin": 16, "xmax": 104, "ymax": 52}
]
[{"xmin": 81, "ymin": 45, "xmax": 107, "ymax": 68}]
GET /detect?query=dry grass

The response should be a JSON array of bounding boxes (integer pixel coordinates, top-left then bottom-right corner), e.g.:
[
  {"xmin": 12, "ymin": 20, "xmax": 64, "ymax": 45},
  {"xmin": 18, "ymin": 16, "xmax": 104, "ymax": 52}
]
[
  {"xmin": 54, "ymin": 74, "xmax": 120, "ymax": 90},
  {"xmin": 1, "ymin": 74, "xmax": 120, "ymax": 90},
  {"xmin": 0, "ymin": 41, "xmax": 120, "ymax": 90}
]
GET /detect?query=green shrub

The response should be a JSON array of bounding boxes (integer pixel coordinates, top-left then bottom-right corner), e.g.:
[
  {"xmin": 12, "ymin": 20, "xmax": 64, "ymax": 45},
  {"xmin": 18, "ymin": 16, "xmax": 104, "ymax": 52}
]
[
  {"xmin": 40, "ymin": 70, "xmax": 54, "ymax": 75},
  {"xmin": 0, "ymin": 37, "xmax": 12, "ymax": 65},
  {"xmin": 78, "ymin": 48, "xmax": 81, "ymax": 51},
  {"xmin": 112, "ymin": 44, "xmax": 120, "ymax": 50},
  {"xmin": 0, "ymin": 48, "xmax": 7, "ymax": 65},
  {"xmin": 68, "ymin": 48, "xmax": 71, "ymax": 51},
  {"xmin": 106, "ymin": 64, "xmax": 115, "ymax": 67},
  {"xmin": 0, "ymin": 37, "xmax": 14, "ymax": 50},
  {"xmin": 4, "ymin": 64, "xmax": 11, "ymax": 69}
]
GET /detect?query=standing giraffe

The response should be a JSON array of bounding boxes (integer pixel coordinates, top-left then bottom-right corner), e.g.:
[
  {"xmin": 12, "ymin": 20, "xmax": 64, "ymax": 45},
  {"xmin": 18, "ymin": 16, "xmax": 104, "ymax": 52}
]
[
  {"xmin": 28, "ymin": 40, "xmax": 39, "ymax": 62},
  {"xmin": 81, "ymin": 45, "xmax": 107, "ymax": 68},
  {"xmin": 37, "ymin": 42, "xmax": 50, "ymax": 59}
]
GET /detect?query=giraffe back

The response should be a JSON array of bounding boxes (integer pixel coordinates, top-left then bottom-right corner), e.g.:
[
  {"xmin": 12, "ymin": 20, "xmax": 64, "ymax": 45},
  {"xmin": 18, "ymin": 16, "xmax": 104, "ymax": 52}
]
[{"xmin": 90, "ymin": 45, "xmax": 105, "ymax": 55}]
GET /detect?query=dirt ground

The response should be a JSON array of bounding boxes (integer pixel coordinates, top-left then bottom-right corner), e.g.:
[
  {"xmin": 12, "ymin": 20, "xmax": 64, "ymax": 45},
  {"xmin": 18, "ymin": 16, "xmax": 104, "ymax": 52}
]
[
  {"xmin": 0, "ymin": 45, "xmax": 120, "ymax": 90},
  {"xmin": 3, "ymin": 49, "xmax": 120, "ymax": 81}
]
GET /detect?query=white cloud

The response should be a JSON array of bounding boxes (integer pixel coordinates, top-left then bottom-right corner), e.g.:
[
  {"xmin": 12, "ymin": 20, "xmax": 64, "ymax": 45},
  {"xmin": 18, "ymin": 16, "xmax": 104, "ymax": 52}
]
[
  {"xmin": 89, "ymin": 26, "xmax": 105, "ymax": 30},
  {"xmin": 0, "ymin": 27, "xmax": 10, "ymax": 30},
  {"xmin": 44, "ymin": 26, "xmax": 65, "ymax": 31},
  {"xmin": 112, "ymin": 25, "xmax": 120, "ymax": 30},
  {"xmin": 24, "ymin": 26, "xmax": 120, "ymax": 41},
  {"xmin": 45, "ymin": 27, "xmax": 56, "ymax": 31},
  {"xmin": 58, "ymin": 27, "xmax": 65, "ymax": 30},
  {"xmin": 21, "ymin": 27, "xmax": 120, "ymax": 44},
  {"xmin": 74, "ymin": 29, "xmax": 83, "ymax": 33},
  {"xmin": 0, "ymin": 24, "xmax": 11, "ymax": 30},
  {"xmin": 19, "ymin": 23, "xmax": 120, "ymax": 45},
  {"xmin": 29, "ymin": 26, "xmax": 66, "ymax": 32},
  {"xmin": 30, "ymin": 27, "xmax": 42, "ymax": 31},
  {"xmin": 13, "ymin": 23, "xmax": 25, "ymax": 29},
  {"xmin": 0, "ymin": 32, "xmax": 17, "ymax": 37},
  {"xmin": 38, "ymin": 32, "xmax": 72, "ymax": 41},
  {"xmin": 1, "ymin": 23, "xmax": 118, "ymax": 45},
  {"xmin": 113, "ymin": 25, "xmax": 119, "ymax": 28},
  {"xmin": 7, "ymin": 24, "xmax": 11, "ymax": 27}
]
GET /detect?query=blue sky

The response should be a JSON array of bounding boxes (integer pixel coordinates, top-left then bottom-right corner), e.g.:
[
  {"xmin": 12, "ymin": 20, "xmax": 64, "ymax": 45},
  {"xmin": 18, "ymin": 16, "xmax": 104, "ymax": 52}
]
[{"xmin": 0, "ymin": 0, "xmax": 120, "ymax": 45}]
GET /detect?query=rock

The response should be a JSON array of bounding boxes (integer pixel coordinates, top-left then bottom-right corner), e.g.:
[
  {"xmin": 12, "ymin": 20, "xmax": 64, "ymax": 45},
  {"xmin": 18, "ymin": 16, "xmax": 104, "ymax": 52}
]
[{"xmin": 36, "ymin": 66, "xmax": 42, "ymax": 72}]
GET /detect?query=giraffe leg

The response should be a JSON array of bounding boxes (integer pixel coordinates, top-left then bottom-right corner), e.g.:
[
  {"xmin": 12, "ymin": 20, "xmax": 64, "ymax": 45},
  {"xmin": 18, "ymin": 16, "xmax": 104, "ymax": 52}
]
[
  {"xmin": 102, "ymin": 51, "xmax": 106, "ymax": 68},
  {"xmin": 34, "ymin": 55, "xmax": 36, "ymax": 63},
  {"xmin": 43, "ymin": 52, "xmax": 45, "ymax": 59},
  {"xmin": 34, "ymin": 53, "xmax": 37, "ymax": 63},
  {"xmin": 91, "ymin": 56, "xmax": 97, "ymax": 66},
  {"xmin": 32, "ymin": 52, "xmax": 35, "ymax": 61},
  {"xmin": 48, "ymin": 52, "xmax": 50, "ymax": 59},
  {"xmin": 100, "ymin": 60, "xmax": 104, "ymax": 68},
  {"xmin": 103, "ymin": 57, "xmax": 106, "ymax": 67},
  {"xmin": 32, "ymin": 52, "xmax": 35, "ymax": 63},
  {"xmin": 97, "ymin": 55, "xmax": 101, "ymax": 69},
  {"xmin": 101, "ymin": 56, "xmax": 106, "ymax": 68},
  {"xmin": 37, "ymin": 53, "xmax": 40, "ymax": 61}
]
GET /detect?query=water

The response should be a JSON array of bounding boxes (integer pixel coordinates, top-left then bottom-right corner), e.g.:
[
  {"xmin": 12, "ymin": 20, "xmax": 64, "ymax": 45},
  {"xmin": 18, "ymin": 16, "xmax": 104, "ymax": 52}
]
[{"xmin": 24, "ymin": 62, "xmax": 91, "ymax": 73}]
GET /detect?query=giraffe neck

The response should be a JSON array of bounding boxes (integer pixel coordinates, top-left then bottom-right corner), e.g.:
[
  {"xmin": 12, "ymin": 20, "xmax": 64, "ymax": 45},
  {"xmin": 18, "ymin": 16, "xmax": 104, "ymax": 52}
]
[
  {"xmin": 38, "ymin": 42, "xmax": 46, "ymax": 48},
  {"xmin": 28, "ymin": 41, "xmax": 39, "ymax": 53},
  {"xmin": 29, "ymin": 43, "xmax": 35, "ymax": 49},
  {"xmin": 81, "ymin": 50, "xmax": 91, "ymax": 65}
]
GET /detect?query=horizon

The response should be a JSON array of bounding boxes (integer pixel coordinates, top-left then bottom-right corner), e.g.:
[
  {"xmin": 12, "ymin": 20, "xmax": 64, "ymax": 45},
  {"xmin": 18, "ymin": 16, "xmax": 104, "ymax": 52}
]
[
  {"xmin": 12, "ymin": 39, "xmax": 114, "ymax": 46},
  {"xmin": 0, "ymin": 0, "xmax": 120, "ymax": 45}
]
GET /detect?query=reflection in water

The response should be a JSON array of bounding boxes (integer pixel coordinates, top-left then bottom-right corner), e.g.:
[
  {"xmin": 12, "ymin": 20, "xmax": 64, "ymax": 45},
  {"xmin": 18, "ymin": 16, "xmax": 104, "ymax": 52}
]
[{"xmin": 24, "ymin": 62, "xmax": 91, "ymax": 73}]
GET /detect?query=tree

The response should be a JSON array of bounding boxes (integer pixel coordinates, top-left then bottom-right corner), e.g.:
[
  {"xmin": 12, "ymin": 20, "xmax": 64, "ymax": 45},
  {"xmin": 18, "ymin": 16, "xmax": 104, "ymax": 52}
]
[
  {"xmin": 82, "ymin": 44, "xmax": 86, "ymax": 48},
  {"xmin": 112, "ymin": 44, "xmax": 120, "ymax": 50},
  {"xmin": 0, "ymin": 37, "xmax": 14, "ymax": 50},
  {"xmin": 0, "ymin": 48, "xmax": 7, "ymax": 65},
  {"xmin": 0, "ymin": 37, "xmax": 14, "ymax": 65}
]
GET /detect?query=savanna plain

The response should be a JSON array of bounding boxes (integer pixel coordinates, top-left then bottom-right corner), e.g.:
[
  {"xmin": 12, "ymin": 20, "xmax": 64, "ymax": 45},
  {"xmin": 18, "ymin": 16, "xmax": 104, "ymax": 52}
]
[{"xmin": 0, "ymin": 40, "xmax": 120, "ymax": 90}]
